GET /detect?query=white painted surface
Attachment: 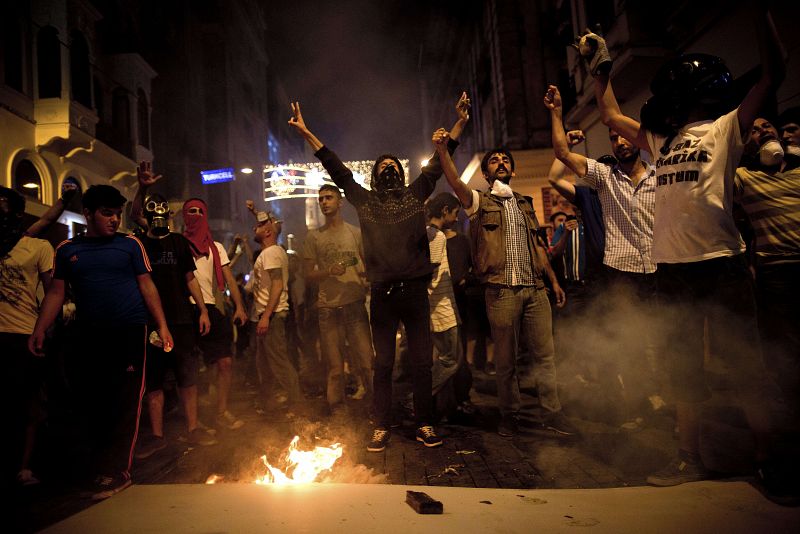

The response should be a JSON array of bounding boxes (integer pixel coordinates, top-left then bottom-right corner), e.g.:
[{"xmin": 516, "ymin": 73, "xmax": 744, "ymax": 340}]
[{"xmin": 42, "ymin": 481, "xmax": 800, "ymax": 534}]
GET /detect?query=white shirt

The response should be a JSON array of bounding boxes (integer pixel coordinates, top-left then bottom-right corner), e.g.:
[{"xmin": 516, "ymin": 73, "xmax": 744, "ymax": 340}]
[
  {"xmin": 645, "ymin": 109, "xmax": 746, "ymax": 263},
  {"xmin": 251, "ymin": 244, "xmax": 289, "ymax": 319},
  {"xmin": 427, "ymin": 226, "xmax": 458, "ymax": 332},
  {"xmin": 190, "ymin": 241, "xmax": 229, "ymax": 305}
]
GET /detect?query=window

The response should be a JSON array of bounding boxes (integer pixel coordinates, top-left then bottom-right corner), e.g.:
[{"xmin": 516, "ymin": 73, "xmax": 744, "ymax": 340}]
[
  {"xmin": 137, "ymin": 89, "xmax": 150, "ymax": 148},
  {"xmin": 70, "ymin": 31, "xmax": 91, "ymax": 107},
  {"xmin": 3, "ymin": 17, "xmax": 24, "ymax": 91},
  {"xmin": 14, "ymin": 160, "xmax": 42, "ymax": 201},
  {"xmin": 37, "ymin": 26, "xmax": 61, "ymax": 98}
]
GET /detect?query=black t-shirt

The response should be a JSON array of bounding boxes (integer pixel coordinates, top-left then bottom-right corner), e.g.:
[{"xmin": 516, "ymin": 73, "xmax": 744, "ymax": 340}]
[
  {"xmin": 141, "ymin": 232, "xmax": 197, "ymax": 325},
  {"xmin": 446, "ymin": 232, "xmax": 471, "ymax": 288}
]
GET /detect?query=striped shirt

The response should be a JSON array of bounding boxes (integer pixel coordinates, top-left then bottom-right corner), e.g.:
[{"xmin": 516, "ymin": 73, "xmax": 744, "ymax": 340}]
[
  {"xmin": 578, "ymin": 159, "xmax": 656, "ymax": 273},
  {"xmin": 734, "ymin": 164, "xmax": 800, "ymax": 264},
  {"xmin": 427, "ymin": 226, "xmax": 458, "ymax": 332},
  {"xmin": 551, "ymin": 222, "xmax": 584, "ymax": 281}
]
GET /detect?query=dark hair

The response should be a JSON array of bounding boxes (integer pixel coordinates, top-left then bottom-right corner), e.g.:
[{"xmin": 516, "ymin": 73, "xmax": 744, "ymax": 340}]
[
  {"xmin": 82, "ymin": 184, "xmax": 127, "ymax": 212},
  {"xmin": 777, "ymin": 107, "xmax": 800, "ymax": 129},
  {"xmin": 0, "ymin": 186, "xmax": 26, "ymax": 215},
  {"xmin": 371, "ymin": 154, "xmax": 405, "ymax": 182},
  {"xmin": 549, "ymin": 211, "xmax": 567, "ymax": 223},
  {"xmin": 426, "ymin": 192, "xmax": 461, "ymax": 219},
  {"xmin": 597, "ymin": 154, "xmax": 618, "ymax": 166},
  {"xmin": 318, "ymin": 184, "xmax": 341, "ymax": 198},
  {"xmin": 480, "ymin": 148, "xmax": 515, "ymax": 173}
]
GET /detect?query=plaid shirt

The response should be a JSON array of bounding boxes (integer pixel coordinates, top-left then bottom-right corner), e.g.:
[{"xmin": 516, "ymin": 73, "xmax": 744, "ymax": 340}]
[
  {"xmin": 579, "ymin": 159, "xmax": 656, "ymax": 274},
  {"xmin": 500, "ymin": 196, "xmax": 536, "ymax": 286}
]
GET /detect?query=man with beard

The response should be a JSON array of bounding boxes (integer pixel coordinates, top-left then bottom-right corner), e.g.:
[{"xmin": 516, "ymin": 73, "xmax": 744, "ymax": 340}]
[
  {"xmin": 735, "ymin": 117, "xmax": 800, "ymax": 423},
  {"xmin": 433, "ymin": 129, "xmax": 573, "ymax": 439},
  {"xmin": 29, "ymin": 184, "xmax": 172, "ymax": 500},
  {"xmin": 288, "ymin": 95, "xmax": 469, "ymax": 452},
  {"xmin": 576, "ymin": 5, "xmax": 793, "ymax": 501},
  {"xmin": 545, "ymin": 84, "xmax": 658, "ymax": 429}
]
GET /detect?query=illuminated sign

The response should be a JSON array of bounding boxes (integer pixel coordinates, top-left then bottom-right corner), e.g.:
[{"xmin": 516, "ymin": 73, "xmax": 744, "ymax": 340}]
[
  {"xmin": 200, "ymin": 167, "xmax": 235, "ymax": 184},
  {"xmin": 262, "ymin": 159, "xmax": 409, "ymax": 202}
]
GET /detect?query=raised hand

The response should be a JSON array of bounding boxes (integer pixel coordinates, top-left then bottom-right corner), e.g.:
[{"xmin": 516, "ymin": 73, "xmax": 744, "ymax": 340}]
[
  {"xmin": 288, "ymin": 102, "xmax": 308, "ymax": 134},
  {"xmin": 566, "ymin": 130, "xmax": 586, "ymax": 146},
  {"xmin": 137, "ymin": 161, "xmax": 163, "ymax": 189},
  {"xmin": 543, "ymin": 85, "xmax": 562, "ymax": 111},
  {"xmin": 571, "ymin": 28, "xmax": 612, "ymax": 76},
  {"xmin": 455, "ymin": 92, "xmax": 471, "ymax": 122},
  {"xmin": 432, "ymin": 128, "xmax": 450, "ymax": 152},
  {"xmin": 245, "ymin": 199, "xmax": 256, "ymax": 213}
]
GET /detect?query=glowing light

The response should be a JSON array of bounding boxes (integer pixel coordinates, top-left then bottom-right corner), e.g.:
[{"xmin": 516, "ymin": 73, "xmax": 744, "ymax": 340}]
[
  {"xmin": 421, "ymin": 158, "xmax": 429, "ymax": 167},
  {"xmin": 22, "ymin": 182, "xmax": 40, "ymax": 189},
  {"xmin": 255, "ymin": 436, "xmax": 343, "ymax": 485},
  {"xmin": 240, "ymin": 167, "xmax": 254, "ymax": 174},
  {"xmin": 205, "ymin": 474, "xmax": 223, "ymax": 484}
]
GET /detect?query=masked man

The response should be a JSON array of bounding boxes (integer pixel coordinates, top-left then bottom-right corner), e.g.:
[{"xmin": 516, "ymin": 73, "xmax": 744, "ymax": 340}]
[
  {"xmin": 129, "ymin": 163, "xmax": 216, "ymax": 456},
  {"xmin": 288, "ymin": 94, "xmax": 469, "ymax": 452}
]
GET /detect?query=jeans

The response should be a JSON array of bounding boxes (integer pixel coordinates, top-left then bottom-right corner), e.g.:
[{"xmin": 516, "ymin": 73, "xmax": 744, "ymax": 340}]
[
  {"xmin": 485, "ymin": 285, "xmax": 561, "ymax": 417},
  {"xmin": 370, "ymin": 277, "xmax": 433, "ymax": 427},
  {"xmin": 255, "ymin": 311, "xmax": 301, "ymax": 404},
  {"xmin": 318, "ymin": 299, "xmax": 374, "ymax": 406},
  {"xmin": 656, "ymin": 256, "xmax": 775, "ymax": 407},
  {"xmin": 756, "ymin": 261, "xmax": 800, "ymax": 411},
  {"xmin": 431, "ymin": 326, "xmax": 461, "ymax": 396}
]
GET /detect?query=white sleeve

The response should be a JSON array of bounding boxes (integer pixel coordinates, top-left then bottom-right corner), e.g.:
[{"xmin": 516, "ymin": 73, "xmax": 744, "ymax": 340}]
[
  {"xmin": 577, "ymin": 159, "xmax": 607, "ymax": 190},
  {"xmin": 464, "ymin": 189, "xmax": 481, "ymax": 217},
  {"xmin": 215, "ymin": 241, "xmax": 230, "ymax": 266}
]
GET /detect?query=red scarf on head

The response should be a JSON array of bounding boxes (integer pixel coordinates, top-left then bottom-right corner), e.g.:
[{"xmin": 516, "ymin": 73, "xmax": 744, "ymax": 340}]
[{"xmin": 182, "ymin": 199, "xmax": 225, "ymax": 291}]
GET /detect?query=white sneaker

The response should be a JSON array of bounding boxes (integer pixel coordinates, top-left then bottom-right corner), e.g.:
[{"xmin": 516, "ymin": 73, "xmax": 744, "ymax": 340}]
[{"xmin": 217, "ymin": 410, "xmax": 244, "ymax": 430}]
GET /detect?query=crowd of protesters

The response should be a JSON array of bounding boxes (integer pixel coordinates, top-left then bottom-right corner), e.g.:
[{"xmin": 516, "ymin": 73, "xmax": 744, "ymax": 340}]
[{"xmin": 3, "ymin": 4, "xmax": 798, "ymax": 506}]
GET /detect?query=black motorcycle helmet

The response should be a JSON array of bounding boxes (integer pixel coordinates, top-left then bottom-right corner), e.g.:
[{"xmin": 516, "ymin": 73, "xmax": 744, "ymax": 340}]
[{"xmin": 641, "ymin": 53, "xmax": 733, "ymax": 138}]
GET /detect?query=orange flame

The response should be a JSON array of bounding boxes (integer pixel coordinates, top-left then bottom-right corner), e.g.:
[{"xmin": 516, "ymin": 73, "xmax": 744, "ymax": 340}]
[
  {"xmin": 205, "ymin": 474, "xmax": 223, "ymax": 484},
  {"xmin": 255, "ymin": 435, "xmax": 343, "ymax": 484}
]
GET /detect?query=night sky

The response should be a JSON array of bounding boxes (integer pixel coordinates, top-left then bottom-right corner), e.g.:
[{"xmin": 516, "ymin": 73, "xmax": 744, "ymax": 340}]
[{"xmin": 263, "ymin": 0, "xmax": 468, "ymax": 163}]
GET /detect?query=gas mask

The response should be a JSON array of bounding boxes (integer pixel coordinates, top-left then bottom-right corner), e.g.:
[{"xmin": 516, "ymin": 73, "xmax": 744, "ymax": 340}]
[
  {"xmin": 144, "ymin": 194, "xmax": 170, "ymax": 237},
  {"xmin": 758, "ymin": 139, "xmax": 784, "ymax": 167},
  {"xmin": 375, "ymin": 164, "xmax": 404, "ymax": 193}
]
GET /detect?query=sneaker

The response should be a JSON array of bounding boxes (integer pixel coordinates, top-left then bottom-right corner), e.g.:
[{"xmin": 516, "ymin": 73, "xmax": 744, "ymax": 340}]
[
  {"xmin": 90, "ymin": 474, "xmax": 132, "ymax": 501},
  {"xmin": 542, "ymin": 411, "xmax": 579, "ymax": 437},
  {"xmin": 196, "ymin": 420, "xmax": 218, "ymax": 436},
  {"xmin": 497, "ymin": 416, "xmax": 518, "ymax": 437},
  {"xmin": 180, "ymin": 427, "xmax": 218, "ymax": 446},
  {"xmin": 16, "ymin": 469, "xmax": 40, "ymax": 486},
  {"xmin": 755, "ymin": 460, "xmax": 800, "ymax": 506},
  {"xmin": 348, "ymin": 384, "xmax": 367, "ymax": 400},
  {"xmin": 134, "ymin": 434, "xmax": 167, "ymax": 459},
  {"xmin": 216, "ymin": 410, "xmax": 245, "ymax": 430},
  {"xmin": 416, "ymin": 425, "xmax": 443, "ymax": 448},
  {"xmin": 367, "ymin": 428, "xmax": 390, "ymax": 452},
  {"xmin": 647, "ymin": 456, "xmax": 709, "ymax": 487}
]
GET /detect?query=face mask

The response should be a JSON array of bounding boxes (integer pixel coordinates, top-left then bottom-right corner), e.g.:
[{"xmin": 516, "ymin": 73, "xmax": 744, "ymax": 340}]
[
  {"xmin": 759, "ymin": 139, "xmax": 784, "ymax": 167},
  {"xmin": 144, "ymin": 195, "xmax": 170, "ymax": 237},
  {"xmin": 785, "ymin": 144, "xmax": 800, "ymax": 157},
  {"xmin": 375, "ymin": 165, "xmax": 403, "ymax": 192},
  {"xmin": 490, "ymin": 180, "xmax": 514, "ymax": 198}
]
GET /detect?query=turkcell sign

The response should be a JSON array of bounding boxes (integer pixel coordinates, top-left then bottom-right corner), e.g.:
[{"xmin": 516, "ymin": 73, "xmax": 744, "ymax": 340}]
[{"xmin": 200, "ymin": 167, "xmax": 235, "ymax": 185}]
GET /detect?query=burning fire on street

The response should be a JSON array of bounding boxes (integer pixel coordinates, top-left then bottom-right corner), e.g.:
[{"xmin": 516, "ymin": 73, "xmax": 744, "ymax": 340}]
[{"xmin": 206, "ymin": 435, "xmax": 344, "ymax": 485}]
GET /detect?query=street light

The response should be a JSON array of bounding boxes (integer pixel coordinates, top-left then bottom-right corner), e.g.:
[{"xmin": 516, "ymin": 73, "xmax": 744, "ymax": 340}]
[
  {"xmin": 240, "ymin": 167, "xmax": 254, "ymax": 174},
  {"xmin": 22, "ymin": 182, "xmax": 40, "ymax": 189}
]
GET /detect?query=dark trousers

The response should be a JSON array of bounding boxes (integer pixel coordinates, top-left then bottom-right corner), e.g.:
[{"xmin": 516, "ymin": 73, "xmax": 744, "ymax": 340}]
[
  {"xmin": 69, "ymin": 323, "xmax": 147, "ymax": 480},
  {"xmin": 370, "ymin": 277, "xmax": 433, "ymax": 427}
]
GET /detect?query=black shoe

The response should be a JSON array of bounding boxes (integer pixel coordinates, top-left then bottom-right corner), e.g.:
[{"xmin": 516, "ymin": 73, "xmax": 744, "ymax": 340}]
[
  {"xmin": 755, "ymin": 460, "xmax": 800, "ymax": 506},
  {"xmin": 90, "ymin": 474, "xmax": 132, "ymax": 501},
  {"xmin": 416, "ymin": 425, "xmax": 443, "ymax": 447},
  {"xmin": 542, "ymin": 411, "xmax": 579, "ymax": 437},
  {"xmin": 646, "ymin": 456, "xmax": 709, "ymax": 487},
  {"xmin": 367, "ymin": 428, "xmax": 390, "ymax": 452},
  {"xmin": 497, "ymin": 416, "xmax": 518, "ymax": 437},
  {"xmin": 134, "ymin": 434, "xmax": 167, "ymax": 459}
]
